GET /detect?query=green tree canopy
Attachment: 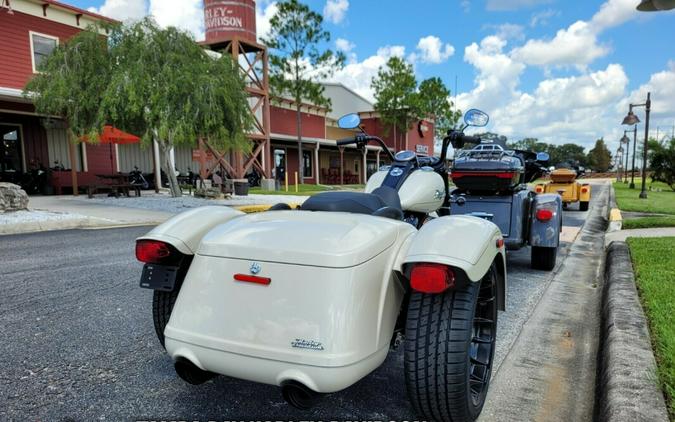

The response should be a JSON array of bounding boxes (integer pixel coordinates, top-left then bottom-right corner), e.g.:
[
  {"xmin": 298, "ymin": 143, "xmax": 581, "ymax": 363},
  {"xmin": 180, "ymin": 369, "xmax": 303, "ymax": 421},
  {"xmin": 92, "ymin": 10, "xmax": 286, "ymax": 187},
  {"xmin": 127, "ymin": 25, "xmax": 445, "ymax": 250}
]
[
  {"xmin": 262, "ymin": 0, "xmax": 344, "ymax": 183},
  {"xmin": 649, "ymin": 137, "xmax": 675, "ymax": 190},
  {"xmin": 587, "ymin": 138, "xmax": 612, "ymax": 172},
  {"xmin": 101, "ymin": 18, "xmax": 251, "ymax": 196},
  {"xmin": 417, "ymin": 77, "xmax": 462, "ymax": 138},
  {"xmin": 372, "ymin": 56, "xmax": 419, "ymax": 143}
]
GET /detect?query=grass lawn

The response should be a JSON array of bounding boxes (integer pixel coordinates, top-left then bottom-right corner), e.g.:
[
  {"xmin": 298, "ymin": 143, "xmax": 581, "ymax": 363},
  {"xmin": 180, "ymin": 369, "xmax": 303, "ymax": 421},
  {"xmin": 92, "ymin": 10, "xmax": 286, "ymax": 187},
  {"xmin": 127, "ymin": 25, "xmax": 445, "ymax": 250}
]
[
  {"xmin": 622, "ymin": 215, "xmax": 675, "ymax": 230},
  {"xmin": 249, "ymin": 184, "xmax": 365, "ymax": 196},
  {"xmin": 614, "ymin": 179, "xmax": 675, "ymax": 215},
  {"xmin": 627, "ymin": 237, "xmax": 675, "ymax": 418}
]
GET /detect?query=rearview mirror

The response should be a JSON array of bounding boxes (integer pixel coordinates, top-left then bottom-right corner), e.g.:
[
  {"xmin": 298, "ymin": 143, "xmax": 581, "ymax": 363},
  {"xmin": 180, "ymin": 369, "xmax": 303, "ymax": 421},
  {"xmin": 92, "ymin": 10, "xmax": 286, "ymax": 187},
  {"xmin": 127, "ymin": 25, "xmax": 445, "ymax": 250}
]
[
  {"xmin": 464, "ymin": 109, "xmax": 489, "ymax": 127},
  {"xmin": 536, "ymin": 152, "xmax": 550, "ymax": 162},
  {"xmin": 337, "ymin": 113, "xmax": 361, "ymax": 129}
]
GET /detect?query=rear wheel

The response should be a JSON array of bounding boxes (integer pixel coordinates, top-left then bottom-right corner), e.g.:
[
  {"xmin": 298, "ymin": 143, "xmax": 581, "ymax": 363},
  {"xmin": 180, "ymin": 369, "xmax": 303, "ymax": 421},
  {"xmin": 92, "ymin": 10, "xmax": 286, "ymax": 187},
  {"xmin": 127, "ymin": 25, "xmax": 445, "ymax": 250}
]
[
  {"xmin": 579, "ymin": 201, "xmax": 589, "ymax": 211},
  {"xmin": 531, "ymin": 246, "xmax": 557, "ymax": 271},
  {"xmin": 405, "ymin": 265, "xmax": 498, "ymax": 422}
]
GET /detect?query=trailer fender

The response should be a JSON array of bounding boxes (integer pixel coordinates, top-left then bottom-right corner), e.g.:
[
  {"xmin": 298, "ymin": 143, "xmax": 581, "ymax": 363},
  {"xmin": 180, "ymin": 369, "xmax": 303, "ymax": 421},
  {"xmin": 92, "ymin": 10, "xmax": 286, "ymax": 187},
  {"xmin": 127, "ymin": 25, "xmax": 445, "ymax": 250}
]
[
  {"xmin": 578, "ymin": 183, "xmax": 591, "ymax": 202},
  {"xmin": 399, "ymin": 215, "xmax": 507, "ymax": 311},
  {"xmin": 137, "ymin": 206, "xmax": 245, "ymax": 254},
  {"xmin": 529, "ymin": 193, "xmax": 563, "ymax": 248}
]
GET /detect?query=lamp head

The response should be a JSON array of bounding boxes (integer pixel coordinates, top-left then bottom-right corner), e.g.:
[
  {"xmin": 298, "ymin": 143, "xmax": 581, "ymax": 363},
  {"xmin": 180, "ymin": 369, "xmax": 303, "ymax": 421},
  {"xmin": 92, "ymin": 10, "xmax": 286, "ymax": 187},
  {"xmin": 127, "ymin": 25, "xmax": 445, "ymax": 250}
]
[
  {"xmin": 622, "ymin": 110, "xmax": 640, "ymax": 125},
  {"xmin": 620, "ymin": 134, "xmax": 630, "ymax": 144}
]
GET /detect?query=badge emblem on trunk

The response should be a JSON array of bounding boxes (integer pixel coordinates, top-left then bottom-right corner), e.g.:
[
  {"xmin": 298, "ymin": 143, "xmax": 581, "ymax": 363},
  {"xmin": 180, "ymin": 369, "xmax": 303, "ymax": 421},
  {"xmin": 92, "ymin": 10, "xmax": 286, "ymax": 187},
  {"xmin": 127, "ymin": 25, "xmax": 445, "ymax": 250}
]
[{"xmin": 249, "ymin": 262, "xmax": 261, "ymax": 275}]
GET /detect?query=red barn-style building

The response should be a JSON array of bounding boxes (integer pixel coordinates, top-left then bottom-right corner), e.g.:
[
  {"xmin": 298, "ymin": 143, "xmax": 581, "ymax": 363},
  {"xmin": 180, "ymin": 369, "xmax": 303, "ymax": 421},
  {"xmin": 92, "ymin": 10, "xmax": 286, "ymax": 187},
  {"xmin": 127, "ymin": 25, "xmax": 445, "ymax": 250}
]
[{"xmin": 0, "ymin": 0, "xmax": 120, "ymax": 193}]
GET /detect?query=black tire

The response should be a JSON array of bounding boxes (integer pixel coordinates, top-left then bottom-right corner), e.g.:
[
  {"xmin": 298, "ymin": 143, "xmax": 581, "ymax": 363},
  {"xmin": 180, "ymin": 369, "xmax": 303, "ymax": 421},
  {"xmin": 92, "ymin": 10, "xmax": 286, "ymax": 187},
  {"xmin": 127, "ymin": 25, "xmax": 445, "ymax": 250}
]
[
  {"xmin": 152, "ymin": 286, "xmax": 181, "ymax": 348},
  {"xmin": 405, "ymin": 265, "xmax": 498, "ymax": 422},
  {"xmin": 579, "ymin": 201, "xmax": 589, "ymax": 211},
  {"xmin": 531, "ymin": 246, "xmax": 557, "ymax": 271}
]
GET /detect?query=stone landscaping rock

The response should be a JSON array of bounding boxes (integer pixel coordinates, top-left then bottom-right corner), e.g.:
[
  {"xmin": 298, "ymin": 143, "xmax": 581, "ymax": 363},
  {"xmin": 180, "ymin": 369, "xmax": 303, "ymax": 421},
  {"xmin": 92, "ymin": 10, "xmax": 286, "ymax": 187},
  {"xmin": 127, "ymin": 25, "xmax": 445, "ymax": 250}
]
[{"xmin": 0, "ymin": 183, "xmax": 29, "ymax": 213}]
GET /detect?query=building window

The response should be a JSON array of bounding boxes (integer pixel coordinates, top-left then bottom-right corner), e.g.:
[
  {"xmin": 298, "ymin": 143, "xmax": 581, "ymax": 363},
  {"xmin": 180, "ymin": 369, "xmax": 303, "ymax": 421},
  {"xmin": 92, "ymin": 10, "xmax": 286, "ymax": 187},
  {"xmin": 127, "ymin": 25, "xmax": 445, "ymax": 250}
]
[
  {"xmin": 30, "ymin": 32, "xmax": 58, "ymax": 72},
  {"xmin": 303, "ymin": 150, "xmax": 313, "ymax": 178}
]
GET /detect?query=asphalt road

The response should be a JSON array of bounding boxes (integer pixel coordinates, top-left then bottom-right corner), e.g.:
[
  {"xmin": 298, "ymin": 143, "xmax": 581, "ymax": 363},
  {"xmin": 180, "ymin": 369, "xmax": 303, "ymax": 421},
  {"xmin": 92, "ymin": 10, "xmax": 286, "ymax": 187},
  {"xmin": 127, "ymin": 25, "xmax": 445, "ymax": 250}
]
[{"xmin": 0, "ymin": 188, "xmax": 600, "ymax": 421}]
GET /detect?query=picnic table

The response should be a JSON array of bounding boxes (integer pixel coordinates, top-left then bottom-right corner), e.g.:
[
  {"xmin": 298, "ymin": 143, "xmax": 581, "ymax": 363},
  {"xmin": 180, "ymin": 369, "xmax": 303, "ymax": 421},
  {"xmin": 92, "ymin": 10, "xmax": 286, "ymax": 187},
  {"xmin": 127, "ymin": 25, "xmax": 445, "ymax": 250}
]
[{"xmin": 87, "ymin": 173, "xmax": 141, "ymax": 198}]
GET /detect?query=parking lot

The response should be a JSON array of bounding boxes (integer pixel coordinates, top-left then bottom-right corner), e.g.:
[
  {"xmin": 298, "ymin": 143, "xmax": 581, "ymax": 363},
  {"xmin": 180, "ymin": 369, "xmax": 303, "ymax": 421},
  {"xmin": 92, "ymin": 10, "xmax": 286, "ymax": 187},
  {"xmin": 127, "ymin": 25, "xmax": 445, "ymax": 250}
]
[{"xmin": 0, "ymin": 184, "xmax": 605, "ymax": 421}]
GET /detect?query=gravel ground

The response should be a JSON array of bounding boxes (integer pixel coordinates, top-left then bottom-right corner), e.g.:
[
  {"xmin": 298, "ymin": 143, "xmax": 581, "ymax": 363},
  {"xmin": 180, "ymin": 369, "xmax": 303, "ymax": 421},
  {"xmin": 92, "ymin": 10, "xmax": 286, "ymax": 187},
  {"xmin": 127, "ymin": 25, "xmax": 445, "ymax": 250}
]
[
  {"xmin": 87, "ymin": 193, "xmax": 309, "ymax": 214},
  {"xmin": 0, "ymin": 199, "xmax": 593, "ymax": 420}
]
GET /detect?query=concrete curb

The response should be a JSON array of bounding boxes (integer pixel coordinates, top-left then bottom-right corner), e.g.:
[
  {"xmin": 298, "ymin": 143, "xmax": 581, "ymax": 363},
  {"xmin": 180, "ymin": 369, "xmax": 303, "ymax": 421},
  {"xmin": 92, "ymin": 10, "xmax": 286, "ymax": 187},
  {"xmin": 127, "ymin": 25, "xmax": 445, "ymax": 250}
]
[
  {"xmin": 598, "ymin": 241, "xmax": 669, "ymax": 422},
  {"xmin": 607, "ymin": 182, "xmax": 623, "ymax": 232},
  {"xmin": 0, "ymin": 216, "xmax": 117, "ymax": 236}
]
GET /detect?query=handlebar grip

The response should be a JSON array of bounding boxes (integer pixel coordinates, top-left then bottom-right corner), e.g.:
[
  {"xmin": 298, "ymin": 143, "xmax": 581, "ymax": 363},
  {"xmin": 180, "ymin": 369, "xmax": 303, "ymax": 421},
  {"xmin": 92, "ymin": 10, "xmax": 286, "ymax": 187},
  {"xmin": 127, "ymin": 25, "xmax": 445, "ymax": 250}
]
[{"xmin": 336, "ymin": 137, "xmax": 355, "ymax": 145}]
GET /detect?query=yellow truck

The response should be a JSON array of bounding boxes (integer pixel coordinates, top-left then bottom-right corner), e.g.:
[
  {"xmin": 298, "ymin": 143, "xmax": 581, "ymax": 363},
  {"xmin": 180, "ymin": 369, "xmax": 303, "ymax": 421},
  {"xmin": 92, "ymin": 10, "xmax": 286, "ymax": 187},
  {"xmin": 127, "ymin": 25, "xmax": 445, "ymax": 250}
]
[{"xmin": 535, "ymin": 168, "xmax": 591, "ymax": 211}]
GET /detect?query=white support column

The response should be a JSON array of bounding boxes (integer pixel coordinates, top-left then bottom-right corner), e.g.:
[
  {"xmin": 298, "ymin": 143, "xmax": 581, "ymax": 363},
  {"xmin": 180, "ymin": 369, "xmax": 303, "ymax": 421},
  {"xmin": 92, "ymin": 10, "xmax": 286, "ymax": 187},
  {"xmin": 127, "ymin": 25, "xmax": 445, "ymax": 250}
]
[
  {"xmin": 114, "ymin": 144, "xmax": 120, "ymax": 172},
  {"xmin": 314, "ymin": 142, "xmax": 320, "ymax": 184},
  {"xmin": 376, "ymin": 149, "xmax": 381, "ymax": 169},
  {"xmin": 362, "ymin": 148, "xmax": 367, "ymax": 184}
]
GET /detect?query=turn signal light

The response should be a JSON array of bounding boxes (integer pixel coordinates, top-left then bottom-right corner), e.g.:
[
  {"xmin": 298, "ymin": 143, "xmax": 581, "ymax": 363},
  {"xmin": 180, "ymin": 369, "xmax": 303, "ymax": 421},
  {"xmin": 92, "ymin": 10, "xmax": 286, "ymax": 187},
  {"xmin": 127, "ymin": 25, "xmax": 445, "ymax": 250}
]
[
  {"xmin": 136, "ymin": 240, "xmax": 172, "ymax": 264},
  {"xmin": 536, "ymin": 208, "xmax": 554, "ymax": 222},
  {"xmin": 234, "ymin": 274, "xmax": 272, "ymax": 285},
  {"xmin": 410, "ymin": 263, "xmax": 455, "ymax": 294},
  {"xmin": 581, "ymin": 187, "xmax": 588, "ymax": 193}
]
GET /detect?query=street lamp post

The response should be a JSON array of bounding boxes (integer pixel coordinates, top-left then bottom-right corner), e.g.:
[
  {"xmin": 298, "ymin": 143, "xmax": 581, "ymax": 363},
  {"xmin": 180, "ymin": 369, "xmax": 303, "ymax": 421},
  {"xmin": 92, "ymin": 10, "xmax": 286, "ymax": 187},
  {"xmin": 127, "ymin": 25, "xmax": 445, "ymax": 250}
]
[
  {"xmin": 620, "ymin": 126, "xmax": 638, "ymax": 188},
  {"xmin": 620, "ymin": 132, "xmax": 629, "ymax": 183},
  {"xmin": 621, "ymin": 91, "xmax": 651, "ymax": 199},
  {"xmin": 615, "ymin": 146, "xmax": 624, "ymax": 182}
]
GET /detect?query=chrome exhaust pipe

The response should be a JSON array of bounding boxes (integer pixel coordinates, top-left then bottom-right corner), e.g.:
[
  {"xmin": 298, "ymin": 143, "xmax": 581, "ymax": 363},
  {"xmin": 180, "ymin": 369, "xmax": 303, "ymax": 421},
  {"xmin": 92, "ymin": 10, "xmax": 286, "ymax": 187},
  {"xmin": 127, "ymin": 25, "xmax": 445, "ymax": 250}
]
[
  {"xmin": 174, "ymin": 358, "xmax": 216, "ymax": 385},
  {"xmin": 280, "ymin": 380, "xmax": 323, "ymax": 409}
]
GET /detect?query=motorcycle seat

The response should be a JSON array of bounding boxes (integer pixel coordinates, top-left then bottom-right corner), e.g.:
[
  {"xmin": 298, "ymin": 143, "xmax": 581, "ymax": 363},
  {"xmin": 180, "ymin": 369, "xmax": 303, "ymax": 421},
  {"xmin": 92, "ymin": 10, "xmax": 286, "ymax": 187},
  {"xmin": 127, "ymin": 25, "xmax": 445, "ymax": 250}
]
[{"xmin": 301, "ymin": 186, "xmax": 402, "ymax": 219}]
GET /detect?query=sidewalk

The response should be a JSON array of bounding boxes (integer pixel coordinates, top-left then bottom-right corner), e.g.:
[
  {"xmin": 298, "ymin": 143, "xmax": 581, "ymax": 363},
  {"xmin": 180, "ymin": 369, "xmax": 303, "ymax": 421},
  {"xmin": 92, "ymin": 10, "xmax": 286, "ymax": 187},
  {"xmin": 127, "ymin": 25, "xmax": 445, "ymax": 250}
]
[{"xmin": 605, "ymin": 227, "xmax": 675, "ymax": 245}]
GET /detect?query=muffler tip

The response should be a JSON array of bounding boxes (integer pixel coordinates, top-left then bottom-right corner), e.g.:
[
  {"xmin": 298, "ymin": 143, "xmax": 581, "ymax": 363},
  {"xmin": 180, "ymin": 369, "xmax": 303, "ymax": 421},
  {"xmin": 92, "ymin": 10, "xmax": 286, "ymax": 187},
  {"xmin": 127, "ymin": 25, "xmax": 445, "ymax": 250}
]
[
  {"xmin": 280, "ymin": 380, "xmax": 322, "ymax": 409},
  {"xmin": 174, "ymin": 358, "xmax": 217, "ymax": 385}
]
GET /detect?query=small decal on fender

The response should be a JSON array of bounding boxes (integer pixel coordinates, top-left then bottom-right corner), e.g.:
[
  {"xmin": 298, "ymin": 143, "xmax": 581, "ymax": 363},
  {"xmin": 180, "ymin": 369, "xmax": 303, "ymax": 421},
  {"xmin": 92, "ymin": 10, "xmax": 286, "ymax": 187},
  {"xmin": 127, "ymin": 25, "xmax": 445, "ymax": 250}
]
[{"xmin": 291, "ymin": 338, "xmax": 324, "ymax": 351}]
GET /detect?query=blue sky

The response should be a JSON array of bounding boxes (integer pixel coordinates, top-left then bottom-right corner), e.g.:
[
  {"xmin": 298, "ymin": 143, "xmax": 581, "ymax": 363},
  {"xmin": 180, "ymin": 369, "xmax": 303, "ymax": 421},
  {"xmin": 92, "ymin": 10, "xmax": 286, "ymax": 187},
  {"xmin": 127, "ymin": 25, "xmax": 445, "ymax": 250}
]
[{"xmin": 72, "ymin": 0, "xmax": 675, "ymax": 148}]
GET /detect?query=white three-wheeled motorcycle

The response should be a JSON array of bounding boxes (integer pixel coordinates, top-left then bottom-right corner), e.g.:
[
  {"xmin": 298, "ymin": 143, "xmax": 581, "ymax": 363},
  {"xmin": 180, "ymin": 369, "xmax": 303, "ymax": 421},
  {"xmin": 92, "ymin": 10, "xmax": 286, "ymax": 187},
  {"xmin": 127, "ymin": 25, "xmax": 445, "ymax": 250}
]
[{"xmin": 135, "ymin": 109, "xmax": 507, "ymax": 421}]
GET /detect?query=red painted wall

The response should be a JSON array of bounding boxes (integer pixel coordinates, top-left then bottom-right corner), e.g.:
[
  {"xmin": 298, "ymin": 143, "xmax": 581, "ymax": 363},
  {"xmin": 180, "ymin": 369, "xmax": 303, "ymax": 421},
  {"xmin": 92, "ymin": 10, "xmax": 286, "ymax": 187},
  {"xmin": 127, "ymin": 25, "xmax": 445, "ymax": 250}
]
[
  {"xmin": 360, "ymin": 117, "xmax": 435, "ymax": 155},
  {"xmin": 0, "ymin": 11, "xmax": 82, "ymax": 90},
  {"xmin": 85, "ymin": 143, "xmax": 117, "ymax": 174},
  {"xmin": 270, "ymin": 106, "xmax": 325, "ymax": 139}
]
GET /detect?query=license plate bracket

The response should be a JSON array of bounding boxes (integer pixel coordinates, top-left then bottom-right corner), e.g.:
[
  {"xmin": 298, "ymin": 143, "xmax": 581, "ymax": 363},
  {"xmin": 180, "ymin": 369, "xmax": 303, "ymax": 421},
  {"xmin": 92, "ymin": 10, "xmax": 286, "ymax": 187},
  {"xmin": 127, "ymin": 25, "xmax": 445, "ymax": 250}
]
[{"xmin": 139, "ymin": 264, "xmax": 179, "ymax": 291}]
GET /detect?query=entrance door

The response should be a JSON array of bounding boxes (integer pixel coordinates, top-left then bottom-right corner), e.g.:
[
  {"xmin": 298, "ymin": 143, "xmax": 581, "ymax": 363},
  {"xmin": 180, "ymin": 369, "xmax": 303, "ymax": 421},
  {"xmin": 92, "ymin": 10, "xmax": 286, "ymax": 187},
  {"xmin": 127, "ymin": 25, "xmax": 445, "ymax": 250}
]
[
  {"xmin": 0, "ymin": 125, "xmax": 23, "ymax": 184},
  {"xmin": 273, "ymin": 148, "xmax": 286, "ymax": 183}
]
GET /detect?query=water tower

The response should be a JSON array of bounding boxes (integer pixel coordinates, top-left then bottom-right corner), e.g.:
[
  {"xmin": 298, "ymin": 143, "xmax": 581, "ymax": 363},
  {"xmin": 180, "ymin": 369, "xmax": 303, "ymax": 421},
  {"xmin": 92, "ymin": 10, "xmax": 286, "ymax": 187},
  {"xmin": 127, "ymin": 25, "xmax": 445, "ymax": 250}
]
[{"xmin": 200, "ymin": 0, "xmax": 271, "ymax": 184}]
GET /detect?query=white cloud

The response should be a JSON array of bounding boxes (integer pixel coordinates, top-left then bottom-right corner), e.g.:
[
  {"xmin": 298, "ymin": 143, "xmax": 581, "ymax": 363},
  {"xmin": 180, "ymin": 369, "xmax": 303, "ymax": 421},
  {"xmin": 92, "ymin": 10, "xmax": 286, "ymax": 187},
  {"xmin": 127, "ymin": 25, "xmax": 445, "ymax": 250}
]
[
  {"xmin": 256, "ymin": 1, "xmax": 278, "ymax": 41},
  {"xmin": 327, "ymin": 45, "xmax": 406, "ymax": 101},
  {"xmin": 323, "ymin": 0, "xmax": 349, "ymax": 24},
  {"xmin": 460, "ymin": 0, "xmax": 471, "ymax": 12},
  {"xmin": 511, "ymin": 0, "xmax": 639, "ymax": 68},
  {"xmin": 488, "ymin": 23, "xmax": 526, "ymax": 41},
  {"xmin": 149, "ymin": 0, "xmax": 203, "ymax": 39},
  {"xmin": 530, "ymin": 9, "xmax": 559, "ymax": 27},
  {"xmin": 335, "ymin": 37, "xmax": 355, "ymax": 53},
  {"xmin": 456, "ymin": 36, "xmax": 525, "ymax": 113},
  {"xmin": 413, "ymin": 35, "xmax": 455, "ymax": 64},
  {"xmin": 87, "ymin": 0, "xmax": 147, "ymax": 21},
  {"xmin": 486, "ymin": 0, "xmax": 552, "ymax": 11},
  {"xmin": 511, "ymin": 21, "xmax": 607, "ymax": 68}
]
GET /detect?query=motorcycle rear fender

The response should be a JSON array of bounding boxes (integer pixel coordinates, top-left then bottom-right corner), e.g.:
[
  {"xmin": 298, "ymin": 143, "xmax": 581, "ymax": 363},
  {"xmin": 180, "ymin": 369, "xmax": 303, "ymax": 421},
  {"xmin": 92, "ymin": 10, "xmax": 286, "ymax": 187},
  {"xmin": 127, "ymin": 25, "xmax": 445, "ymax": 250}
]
[
  {"xmin": 398, "ymin": 215, "xmax": 507, "ymax": 311},
  {"xmin": 529, "ymin": 193, "xmax": 562, "ymax": 248},
  {"xmin": 137, "ymin": 206, "xmax": 245, "ymax": 254}
]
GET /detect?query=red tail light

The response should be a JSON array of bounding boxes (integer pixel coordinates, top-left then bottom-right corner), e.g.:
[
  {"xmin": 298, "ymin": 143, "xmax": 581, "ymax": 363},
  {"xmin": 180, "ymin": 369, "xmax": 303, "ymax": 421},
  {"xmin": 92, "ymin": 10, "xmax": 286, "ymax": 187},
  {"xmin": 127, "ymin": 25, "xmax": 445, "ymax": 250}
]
[
  {"xmin": 536, "ymin": 208, "xmax": 554, "ymax": 222},
  {"xmin": 410, "ymin": 263, "xmax": 455, "ymax": 294},
  {"xmin": 234, "ymin": 274, "xmax": 271, "ymax": 285},
  {"xmin": 136, "ymin": 240, "xmax": 172, "ymax": 264},
  {"xmin": 535, "ymin": 186, "xmax": 543, "ymax": 193},
  {"xmin": 581, "ymin": 187, "xmax": 588, "ymax": 193}
]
